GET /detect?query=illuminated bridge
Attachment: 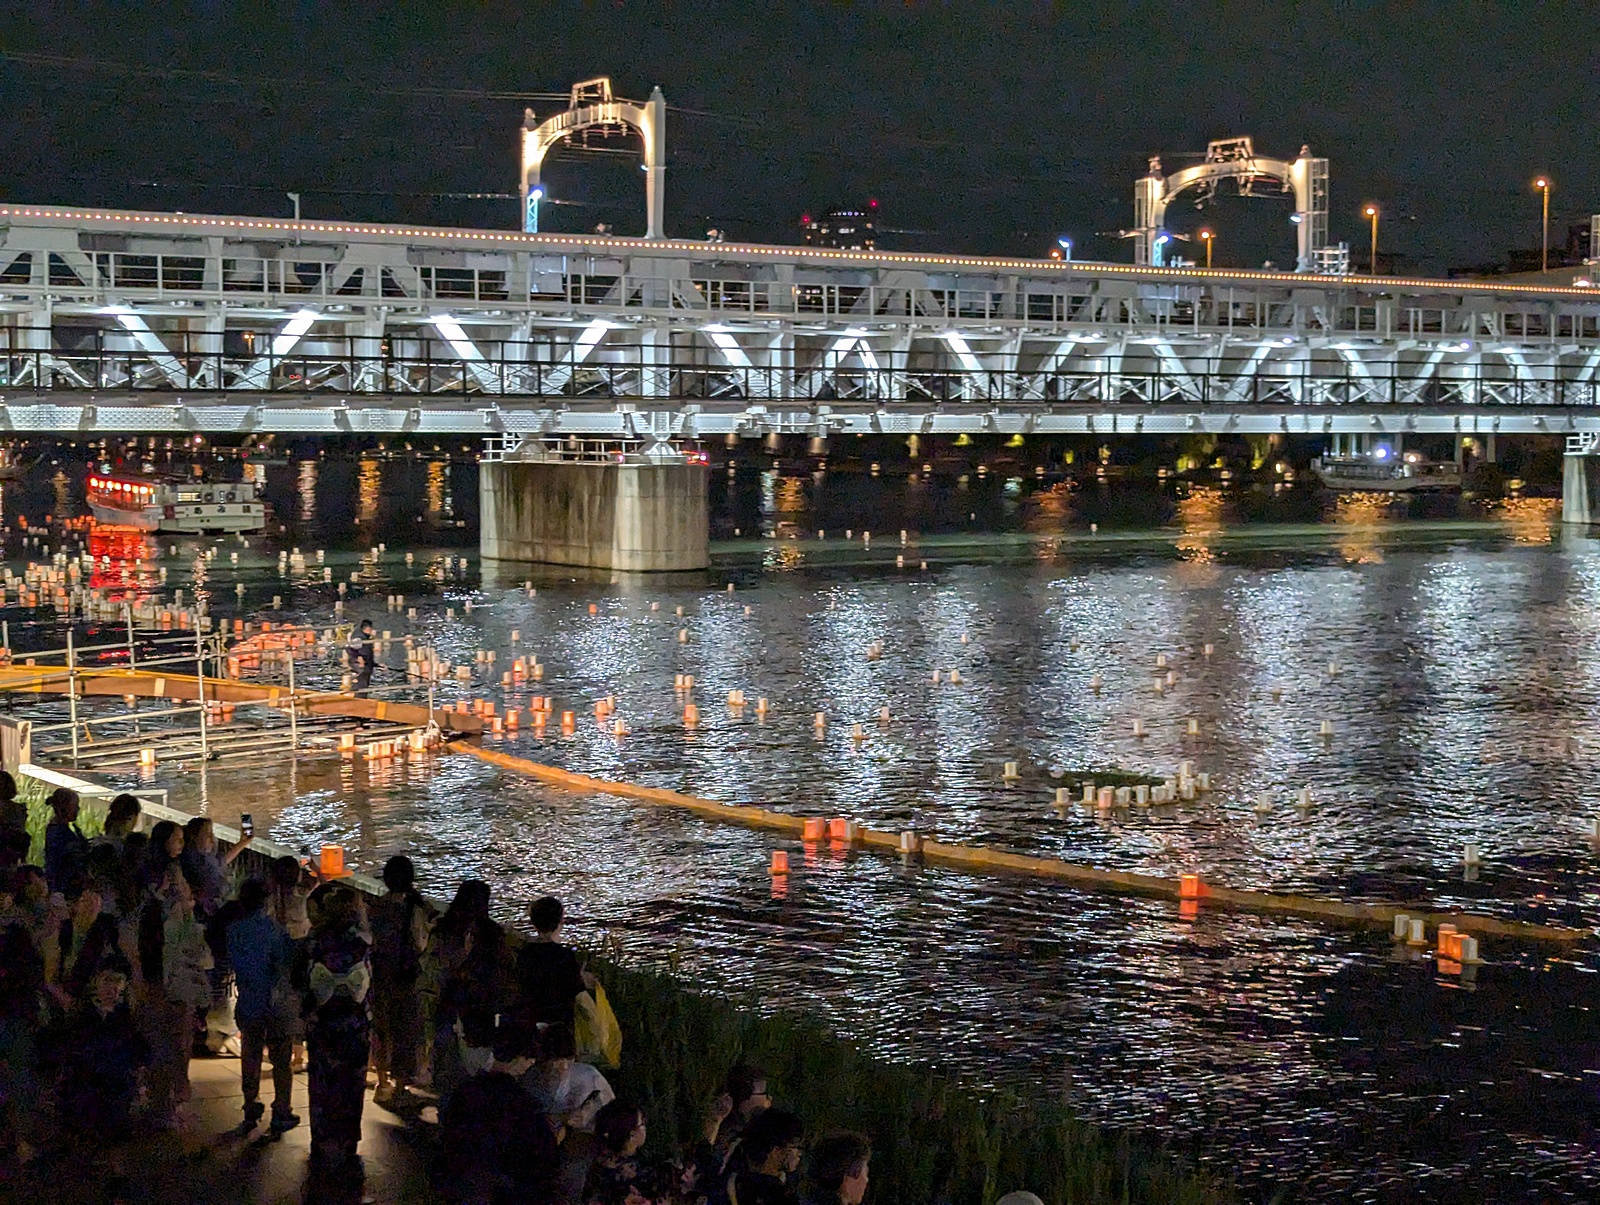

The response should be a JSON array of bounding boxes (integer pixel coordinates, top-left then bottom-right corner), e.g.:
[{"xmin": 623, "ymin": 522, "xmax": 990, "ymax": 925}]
[
  {"xmin": 10, "ymin": 202, "xmax": 1600, "ymax": 566},
  {"xmin": 3, "ymin": 203, "xmax": 1600, "ymax": 442}
]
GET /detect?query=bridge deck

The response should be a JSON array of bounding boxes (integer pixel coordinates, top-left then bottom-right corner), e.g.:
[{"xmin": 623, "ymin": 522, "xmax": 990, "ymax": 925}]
[{"xmin": 3, "ymin": 203, "xmax": 1600, "ymax": 434}]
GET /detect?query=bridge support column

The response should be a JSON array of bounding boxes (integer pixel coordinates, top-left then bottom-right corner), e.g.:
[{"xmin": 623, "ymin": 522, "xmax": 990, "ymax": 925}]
[
  {"xmin": 1563, "ymin": 453, "xmax": 1600, "ymax": 525},
  {"xmin": 480, "ymin": 458, "xmax": 708, "ymax": 571}
]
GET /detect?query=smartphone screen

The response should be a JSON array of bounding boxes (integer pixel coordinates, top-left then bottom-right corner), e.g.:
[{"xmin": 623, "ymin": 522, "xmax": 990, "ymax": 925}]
[{"xmin": 240, "ymin": 813, "xmax": 254, "ymax": 837}]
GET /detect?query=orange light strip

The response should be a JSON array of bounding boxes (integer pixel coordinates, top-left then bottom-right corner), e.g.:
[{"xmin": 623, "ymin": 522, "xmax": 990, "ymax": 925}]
[{"xmin": 4, "ymin": 203, "xmax": 1598, "ymax": 300}]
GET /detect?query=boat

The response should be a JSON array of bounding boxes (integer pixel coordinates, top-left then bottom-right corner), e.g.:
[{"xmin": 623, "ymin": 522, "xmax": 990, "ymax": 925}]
[
  {"xmin": 87, "ymin": 472, "xmax": 267, "ymax": 533},
  {"xmin": 0, "ymin": 446, "xmax": 36, "ymax": 481},
  {"xmin": 1311, "ymin": 451, "xmax": 1462, "ymax": 493}
]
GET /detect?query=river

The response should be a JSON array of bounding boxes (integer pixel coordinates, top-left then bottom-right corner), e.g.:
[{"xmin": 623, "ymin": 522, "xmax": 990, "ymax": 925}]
[{"xmin": 7, "ymin": 448, "xmax": 1599, "ymax": 1202}]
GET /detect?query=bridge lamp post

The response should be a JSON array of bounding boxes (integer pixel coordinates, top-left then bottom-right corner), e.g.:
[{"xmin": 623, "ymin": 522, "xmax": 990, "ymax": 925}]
[
  {"xmin": 1199, "ymin": 229, "xmax": 1214, "ymax": 269},
  {"xmin": 1364, "ymin": 205, "xmax": 1379, "ymax": 275},
  {"xmin": 527, "ymin": 186, "xmax": 545, "ymax": 235},
  {"xmin": 1058, "ymin": 236, "xmax": 1072, "ymax": 262},
  {"xmin": 1534, "ymin": 177, "xmax": 1551, "ymax": 272}
]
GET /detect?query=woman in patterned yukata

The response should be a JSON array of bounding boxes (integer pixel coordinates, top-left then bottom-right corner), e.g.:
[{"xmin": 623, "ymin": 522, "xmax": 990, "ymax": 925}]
[{"xmin": 297, "ymin": 885, "xmax": 372, "ymax": 1178}]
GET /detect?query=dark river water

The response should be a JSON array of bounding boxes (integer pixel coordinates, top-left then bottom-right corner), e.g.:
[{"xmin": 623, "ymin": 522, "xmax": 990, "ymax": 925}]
[{"xmin": 6, "ymin": 449, "xmax": 1600, "ymax": 1203}]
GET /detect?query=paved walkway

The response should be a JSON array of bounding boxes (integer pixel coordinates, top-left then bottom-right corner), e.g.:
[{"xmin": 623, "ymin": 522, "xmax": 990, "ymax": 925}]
[{"xmin": 0, "ymin": 1055, "xmax": 436, "ymax": 1204}]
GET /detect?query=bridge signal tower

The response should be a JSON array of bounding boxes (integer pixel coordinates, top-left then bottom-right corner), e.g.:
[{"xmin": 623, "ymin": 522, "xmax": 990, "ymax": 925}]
[
  {"xmin": 1133, "ymin": 137, "xmax": 1330, "ymax": 272},
  {"xmin": 521, "ymin": 77, "xmax": 667, "ymax": 240}
]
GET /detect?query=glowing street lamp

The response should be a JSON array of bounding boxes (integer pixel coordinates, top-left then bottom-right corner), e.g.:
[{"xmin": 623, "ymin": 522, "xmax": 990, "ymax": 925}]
[
  {"xmin": 1199, "ymin": 228, "xmax": 1214, "ymax": 269},
  {"xmin": 1364, "ymin": 205, "xmax": 1379, "ymax": 275},
  {"xmin": 527, "ymin": 186, "xmax": 546, "ymax": 234},
  {"xmin": 1534, "ymin": 177, "xmax": 1551, "ymax": 272}
]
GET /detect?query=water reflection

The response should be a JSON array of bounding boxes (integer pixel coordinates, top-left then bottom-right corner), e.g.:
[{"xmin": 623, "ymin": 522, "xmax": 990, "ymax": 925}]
[
  {"xmin": 296, "ymin": 460, "xmax": 317, "ymax": 523},
  {"xmin": 1332, "ymin": 493, "xmax": 1391, "ymax": 564},
  {"xmin": 7, "ymin": 455, "xmax": 1594, "ymax": 1199},
  {"xmin": 356, "ymin": 458, "xmax": 380, "ymax": 527}
]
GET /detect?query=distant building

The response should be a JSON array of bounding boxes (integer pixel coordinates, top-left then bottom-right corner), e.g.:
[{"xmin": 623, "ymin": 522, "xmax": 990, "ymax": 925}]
[
  {"xmin": 1449, "ymin": 222, "xmax": 1594, "ymax": 278},
  {"xmin": 800, "ymin": 202, "xmax": 878, "ymax": 250}
]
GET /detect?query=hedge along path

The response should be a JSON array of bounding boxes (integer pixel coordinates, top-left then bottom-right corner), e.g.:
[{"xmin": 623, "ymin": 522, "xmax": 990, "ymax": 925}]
[{"xmin": 453, "ymin": 743, "xmax": 1586, "ymax": 948}]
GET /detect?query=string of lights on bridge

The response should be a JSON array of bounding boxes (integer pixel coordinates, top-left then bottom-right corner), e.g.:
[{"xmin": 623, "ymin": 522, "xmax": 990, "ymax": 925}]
[{"xmin": 5, "ymin": 206, "xmax": 1600, "ymax": 303}]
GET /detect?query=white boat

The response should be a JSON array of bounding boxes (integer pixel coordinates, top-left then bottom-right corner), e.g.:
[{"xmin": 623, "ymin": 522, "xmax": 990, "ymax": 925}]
[
  {"xmin": 1311, "ymin": 452, "xmax": 1462, "ymax": 493},
  {"xmin": 87, "ymin": 472, "xmax": 267, "ymax": 533}
]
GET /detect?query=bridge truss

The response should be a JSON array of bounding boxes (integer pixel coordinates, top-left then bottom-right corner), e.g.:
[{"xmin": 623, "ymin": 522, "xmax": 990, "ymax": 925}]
[{"xmin": 3, "ymin": 204, "xmax": 1600, "ymax": 439}]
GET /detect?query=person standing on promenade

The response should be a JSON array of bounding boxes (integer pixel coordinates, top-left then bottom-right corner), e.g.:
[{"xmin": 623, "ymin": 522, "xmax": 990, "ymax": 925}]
[
  {"xmin": 43, "ymin": 788, "xmax": 88, "ymax": 894},
  {"xmin": 297, "ymin": 885, "xmax": 372, "ymax": 1179},
  {"xmin": 266, "ymin": 854, "xmax": 315, "ymax": 1072},
  {"xmin": 90, "ymin": 794, "xmax": 142, "ymax": 855},
  {"xmin": 48, "ymin": 957, "xmax": 149, "ymax": 1204},
  {"xmin": 434, "ymin": 1021, "xmax": 560, "ymax": 1204},
  {"xmin": 515, "ymin": 895, "xmax": 591, "ymax": 1031},
  {"xmin": 0, "ymin": 921, "xmax": 48, "ymax": 1166},
  {"xmin": 369, "ymin": 854, "xmax": 434, "ymax": 1108},
  {"xmin": 0, "ymin": 771, "xmax": 23, "ymax": 839},
  {"xmin": 137, "ymin": 863, "xmax": 212, "ymax": 1129},
  {"xmin": 228, "ymin": 877, "xmax": 300, "ymax": 1136},
  {"xmin": 431, "ymin": 879, "xmax": 504, "ymax": 1099}
]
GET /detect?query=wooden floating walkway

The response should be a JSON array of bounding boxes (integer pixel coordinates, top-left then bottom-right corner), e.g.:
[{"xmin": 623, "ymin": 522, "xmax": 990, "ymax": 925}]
[
  {"xmin": 455, "ymin": 744, "xmax": 1586, "ymax": 947},
  {"xmin": 0, "ymin": 665, "xmax": 485, "ymax": 734}
]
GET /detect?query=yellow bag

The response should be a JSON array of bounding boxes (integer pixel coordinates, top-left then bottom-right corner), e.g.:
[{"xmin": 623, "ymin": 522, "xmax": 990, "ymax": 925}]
[{"xmin": 574, "ymin": 981, "xmax": 622, "ymax": 1069}]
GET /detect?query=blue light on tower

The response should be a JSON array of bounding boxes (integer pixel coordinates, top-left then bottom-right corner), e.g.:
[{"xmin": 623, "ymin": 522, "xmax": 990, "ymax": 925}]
[
  {"xmin": 1153, "ymin": 232, "xmax": 1171, "ymax": 268},
  {"xmin": 526, "ymin": 186, "xmax": 545, "ymax": 234}
]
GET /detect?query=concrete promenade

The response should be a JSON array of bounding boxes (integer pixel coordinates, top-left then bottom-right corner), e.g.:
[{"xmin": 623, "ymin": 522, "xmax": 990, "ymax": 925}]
[{"xmin": 0, "ymin": 1056, "xmax": 434, "ymax": 1205}]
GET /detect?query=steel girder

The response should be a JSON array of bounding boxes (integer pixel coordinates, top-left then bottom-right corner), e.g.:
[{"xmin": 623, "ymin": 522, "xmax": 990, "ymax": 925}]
[{"xmin": 3, "ymin": 204, "xmax": 1600, "ymax": 434}]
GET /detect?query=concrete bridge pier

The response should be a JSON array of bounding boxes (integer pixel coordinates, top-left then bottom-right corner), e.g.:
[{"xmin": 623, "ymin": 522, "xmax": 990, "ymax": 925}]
[
  {"xmin": 480, "ymin": 446, "xmax": 708, "ymax": 571},
  {"xmin": 1562, "ymin": 446, "xmax": 1600, "ymax": 525}
]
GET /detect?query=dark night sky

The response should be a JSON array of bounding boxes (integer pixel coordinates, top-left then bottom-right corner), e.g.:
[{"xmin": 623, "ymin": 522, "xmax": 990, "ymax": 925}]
[{"xmin": 0, "ymin": 1, "xmax": 1594, "ymax": 271}]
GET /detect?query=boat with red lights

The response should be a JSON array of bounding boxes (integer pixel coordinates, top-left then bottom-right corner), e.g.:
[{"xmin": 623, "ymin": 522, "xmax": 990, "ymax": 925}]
[{"xmin": 87, "ymin": 472, "xmax": 266, "ymax": 533}]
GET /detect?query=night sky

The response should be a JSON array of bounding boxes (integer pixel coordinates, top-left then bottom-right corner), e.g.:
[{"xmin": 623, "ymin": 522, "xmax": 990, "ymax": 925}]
[{"xmin": 1, "ymin": 2, "xmax": 1593, "ymax": 272}]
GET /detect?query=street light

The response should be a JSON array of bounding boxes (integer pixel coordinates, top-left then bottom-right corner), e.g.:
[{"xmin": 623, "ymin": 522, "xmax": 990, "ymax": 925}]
[
  {"xmin": 1364, "ymin": 205, "xmax": 1379, "ymax": 274},
  {"xmin": 527, "ymin": 186, "xmax": 545, "ymax": 234},
  {"xmin": 1199, "ymin": 228, "xmax": 1214, "ymax": 269},
  {"xmin": 1534, "ymin": 177, "xmax": 1551, "ymax": 272}
]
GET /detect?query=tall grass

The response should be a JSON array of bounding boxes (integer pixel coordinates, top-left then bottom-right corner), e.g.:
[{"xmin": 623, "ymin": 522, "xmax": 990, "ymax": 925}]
[{"xmin": 595, "ymin": 955, "xmax": 1228, "ymax": 1205}]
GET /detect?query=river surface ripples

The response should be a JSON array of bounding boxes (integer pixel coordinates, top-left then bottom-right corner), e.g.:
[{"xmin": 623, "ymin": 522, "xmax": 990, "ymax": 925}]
[{"xmin": 10, "ymin": 456, "xmax": 1600, "ymax": 1202}]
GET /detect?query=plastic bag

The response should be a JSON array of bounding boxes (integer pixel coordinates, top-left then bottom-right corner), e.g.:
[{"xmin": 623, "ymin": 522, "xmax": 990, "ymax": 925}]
[{"xmin": 573, "ymin": 981, "xmax": 622, "ymax": 1069}]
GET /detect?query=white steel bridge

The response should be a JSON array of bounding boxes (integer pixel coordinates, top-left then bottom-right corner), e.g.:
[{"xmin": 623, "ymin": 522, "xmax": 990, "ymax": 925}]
[{"xmin": 4, "ymin": 203, "xmax": 1600, "ymax": 440}]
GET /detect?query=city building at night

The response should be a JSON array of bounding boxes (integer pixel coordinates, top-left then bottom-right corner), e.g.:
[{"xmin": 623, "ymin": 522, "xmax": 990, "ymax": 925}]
[{"xmin": 800, "ymin": 201, "xmax": 878, "ymax": 249}]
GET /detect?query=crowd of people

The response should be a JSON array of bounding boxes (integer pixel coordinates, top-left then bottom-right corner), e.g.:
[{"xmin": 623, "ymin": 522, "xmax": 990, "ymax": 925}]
[{"xmin": 0, "ymin": 773, "xmax": 942, "ymax": 1205}]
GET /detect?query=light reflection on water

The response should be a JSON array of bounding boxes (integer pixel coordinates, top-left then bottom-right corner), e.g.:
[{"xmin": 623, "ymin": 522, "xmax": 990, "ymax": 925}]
[{"xmin": 18, "ymin": 457, "xmax": 1600, "ymax": 1200}]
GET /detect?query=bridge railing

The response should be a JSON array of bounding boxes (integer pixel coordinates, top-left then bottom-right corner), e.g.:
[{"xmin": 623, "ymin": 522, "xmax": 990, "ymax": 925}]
[
  {"xmin": 4, "ymin": 346, "xmax": 1600, "ymax": 409},
  {"xmin": 13, "ymin": 249, "xmax": 1600, "ymax": 341}
]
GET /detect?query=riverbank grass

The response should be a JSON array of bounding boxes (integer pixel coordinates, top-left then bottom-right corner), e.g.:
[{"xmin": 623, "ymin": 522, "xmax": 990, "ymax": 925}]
[{"xmin": 597, "ymin": 955, "xmax": 1227, "ymax": 1205}]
